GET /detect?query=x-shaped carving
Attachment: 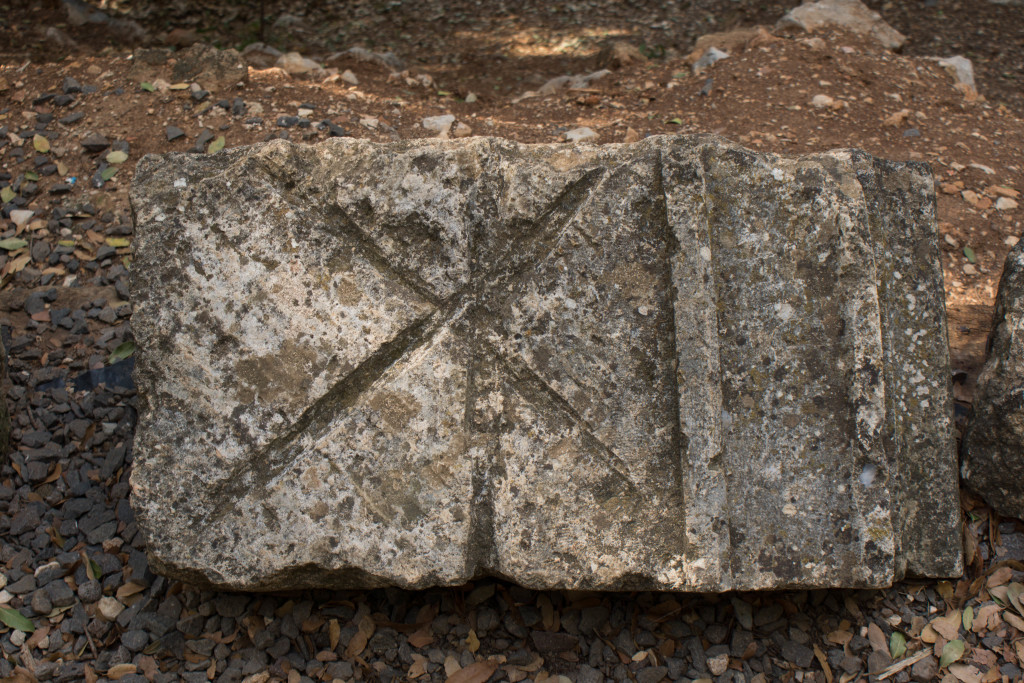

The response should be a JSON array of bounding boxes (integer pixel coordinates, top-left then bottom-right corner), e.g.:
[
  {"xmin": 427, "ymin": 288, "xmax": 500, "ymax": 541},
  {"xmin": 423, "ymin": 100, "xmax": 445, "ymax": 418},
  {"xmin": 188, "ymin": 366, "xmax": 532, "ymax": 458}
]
[{"xmin": 207, "ymin": 165, "xmax": 642, "ymax": 523}]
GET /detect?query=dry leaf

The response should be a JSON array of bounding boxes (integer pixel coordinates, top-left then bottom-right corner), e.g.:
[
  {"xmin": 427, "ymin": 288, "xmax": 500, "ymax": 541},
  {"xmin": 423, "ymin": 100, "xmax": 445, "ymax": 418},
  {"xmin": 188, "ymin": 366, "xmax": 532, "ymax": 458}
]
[
  {"xmin": 1004, "ymin": 611, "xmax": 1024, "ymax": 631},
  {"xmin": 973, "ymin": 605, "xmax": 1000, "ymax": 633},
  {"xmin": 409, "ymin": 653, "xmax": 429, "ymax": 679},
  {"xmin": 867, "ymin": 622, "xmax": 887, "ymax": 652},
  {"xmin": 466, "ymin": 629, "xmax": 480, "ymax": 653},
  {"xmin": 116, "ymin": 582, "xmax": 146, "ymax": 599},
  {"xmin": 828, "ymin": 630, "xmax": 853, "ymax": 645},
  {"xmin": 344, "ymin": 612, "xmax": 375, "ymax": 659},
  {"xmin": 408, "ymin": 626, "xmax": 433, "ymax": 648},
  {"xmin": 949, "ymin": 663, "xmax": 983, "ymax": 683},
  {"xmin": 814, "ymin": 644, "xmax": 833, "ymax": 683},
  {"xmin": 107, "ymin": 663, "xmax": 138, "ymax": 680},
  {"xmin": 446, "ymin": 660, "xmax": 498, "ymax": 683},
  {"xmin": 931, "ymin": 610, "xmax": 961, "ymax": 640},
  {"xmin": 844, "ymin": 596, "xmax": 863, "ymax": 621},
  {"xmin": 329, "ymin": 619, "xmax": 340, "ymax": 650},
  {"xmin": 987, "ymin": 566, "xmax": 1013, "ymax": 588}
]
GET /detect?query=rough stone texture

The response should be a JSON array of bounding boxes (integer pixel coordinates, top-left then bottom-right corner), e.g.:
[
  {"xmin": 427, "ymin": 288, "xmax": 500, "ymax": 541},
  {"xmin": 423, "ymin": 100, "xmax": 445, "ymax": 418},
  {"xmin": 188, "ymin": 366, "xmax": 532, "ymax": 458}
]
[
  {"xmin": 776, "ymin": 0, "xmax": 907, "ymax": 51},
  {"xmin": 963, "ymin": 240, "xmax": 1024, "ymax": 519},
  {"xmin": 129, "ymin": 134, "xmax": 961, "ymax": 591}
]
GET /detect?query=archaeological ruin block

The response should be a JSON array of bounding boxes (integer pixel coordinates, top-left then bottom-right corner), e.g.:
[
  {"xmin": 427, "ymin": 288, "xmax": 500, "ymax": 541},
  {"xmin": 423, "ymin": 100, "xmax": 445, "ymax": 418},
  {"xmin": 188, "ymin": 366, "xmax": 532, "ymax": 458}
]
[{"xmin": 129, "ymin": 135, "xmax": 962, "ymax": 591}]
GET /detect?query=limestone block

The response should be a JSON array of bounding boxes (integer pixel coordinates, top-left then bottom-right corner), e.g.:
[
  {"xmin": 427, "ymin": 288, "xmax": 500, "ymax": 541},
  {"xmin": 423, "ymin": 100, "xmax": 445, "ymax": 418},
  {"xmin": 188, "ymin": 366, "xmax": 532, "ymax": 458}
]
[
  {"xmin": 129, "ymin": 135, "xmax": 962, "ymax": 590},
  {"xmin": 777, "ymin": 0, "xmax": 907, "ymax": 51},
  {"xmin": 964, "ymin": 241, "xmax": 1024, "ymax": 519}
]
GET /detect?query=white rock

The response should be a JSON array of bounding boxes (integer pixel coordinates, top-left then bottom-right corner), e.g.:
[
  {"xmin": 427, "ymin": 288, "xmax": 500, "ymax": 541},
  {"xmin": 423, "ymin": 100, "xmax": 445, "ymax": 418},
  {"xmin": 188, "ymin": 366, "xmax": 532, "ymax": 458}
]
[
  {"xmin": 452, "ymin": 122, "xmax": 473, "ymax": 138},
  {"xmin": 692, "ymin": 47, "xmax": 729, "ymax": 75},
  {"xmin": 359, "ymin": 117, "xmax": 379, "ymax": 130},
  {"xmin": 935, "ymin": 55, "xmax": 976, "ymax": 92},
  {"xmin": 464, "ymin": 92, "xmax": 478, "ymax": 103},
  {"xmin": 564, "ymin": 127, "xmax": 598, "ymax": 142},
  {"xmin": 341, "ymin": 69, "xmax": 359, "ymax": 86},
  {"xmin": 9, "ymin": 210, "xmax": 34, "ymax": 227},
  {"xmin": 97, "ymin": 596, "xmax": 125, "ymax": 621},
  {"xmin": 9, "ymin": 630, "xmax": 25, "ymax": 647},
  {"xmin": 811, "ymin": 94, "xmax": 835, "ymax": 108},
  {"xmin": 276, "ymin": 52, "xmax": 321, "ymax": 75},
  {"xmin": 996, "ymin": 197, "xmax": 1019, "ymax": 211},
  {"xmin": 777, "ymin": 0, "xmax": 906, "ymax": 50},
  {"xmin": 422, "ymin": 115, "xmax": 456, "ymax": 138}
]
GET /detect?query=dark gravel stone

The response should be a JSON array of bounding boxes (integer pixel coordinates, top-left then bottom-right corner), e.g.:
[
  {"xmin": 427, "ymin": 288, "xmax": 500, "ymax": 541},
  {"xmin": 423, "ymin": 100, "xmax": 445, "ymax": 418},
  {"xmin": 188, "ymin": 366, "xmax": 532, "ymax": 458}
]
[
  {"xmin": 45, "ymin": 579, "xmax": 75, "ymax": 607},
  {"xmin": 122, "ymin": 628, "xmax": 149, "ymax": 652},
  {"xmin": 231, "ymin": 98, "xmax": 247, "ymax": 116},
  {"xmin": 77, "ymin": 580, "xmax": 102, "ymax": 603},
  {"xmin": 81, "ymin": 133, "xmax": 109, "ymax": 152},
  {"xmin": 166, "ymin": 126, "xmax": 186, "ymax": 141},
  {"xmin": 49, "ymin": 183, "xmax": 73, "ymax": 195},
  {"xmin": 62, "ymin": 77, "xmax": 83, "ymax": 94},
  {"xmin": 531, "ymin": 630, "xmax": 578, "ymax": 653},
  {"xmin": 30, "ymin": 589, "xmax": 53, "ymax": 615},
  {"xmin": 277, "ymin": 115, "xmax": 299, "ymax": 128},
  {"xmin": 191, "ymin": 89, "xmax": 210, "ymax": 102},
  {"xmin": 781, "ymin": 640, "xmax": 814, "ymax": 668},
  {"xmin": 59, "ymin": 112, "xmax": 85, "ymax": 125},
  {"xmin": 215, "ymin": 594, "xmax": 249, "ymax": 618},
  {"xmin": 636, "ymin": 666, "xmax": 668, "ymax": 683}
]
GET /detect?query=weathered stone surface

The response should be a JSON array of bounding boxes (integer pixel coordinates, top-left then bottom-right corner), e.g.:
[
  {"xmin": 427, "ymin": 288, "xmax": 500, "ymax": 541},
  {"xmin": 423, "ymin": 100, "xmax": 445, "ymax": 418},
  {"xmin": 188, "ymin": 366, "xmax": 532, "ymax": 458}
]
[
  {"xmin": 777, "ymin": 0, "xmax": 907, "ymax": 51},
  {"xmin": 129, "ymin": 135, "xmax": 962, "ymax": 591},
  {"xmin": 964, "ymin": 241, "xmax": 1024, "ymax": 519}
]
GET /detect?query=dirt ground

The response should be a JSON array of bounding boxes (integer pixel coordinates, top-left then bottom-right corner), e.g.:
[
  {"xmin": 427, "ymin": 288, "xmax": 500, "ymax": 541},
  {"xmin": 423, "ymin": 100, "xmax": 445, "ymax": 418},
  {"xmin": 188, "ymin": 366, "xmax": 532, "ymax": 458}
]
[{"xmin": 1, "ymin": 0, "xmax": 1024, "ymax": 682}]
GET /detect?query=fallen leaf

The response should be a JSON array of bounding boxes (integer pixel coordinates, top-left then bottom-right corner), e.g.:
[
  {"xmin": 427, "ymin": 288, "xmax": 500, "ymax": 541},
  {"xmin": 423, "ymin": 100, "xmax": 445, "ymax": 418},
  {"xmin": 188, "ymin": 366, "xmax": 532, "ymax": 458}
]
[
  {"xmin": 1006, "ymin": 582, "xmax": 1024, "ymax": 616},
  {"xmin": 949, "ymin": 663, "xmax": 983, "ymax": 683},
  {"xmin": 345, "ymin": 612, "xmax": 375, "ymax": 659},
  {"xmin": 409, "ymin": 653, "xmax": 429, "ymax": 678},
  {"xmin": 329, "ymin": 619, "xmax": 340, "ymax": 650},
  {"xmin": 963, "ymin": 247, "xmax": 976, "ymax": 263},
  {"xmin": 466, "ymin": 629, "xmax": 480, "ymax": 653},
  {"xmin": 105, "ymin": 237, "xmax": 130, "ymax": 248},
  {"xmin": 0, "ymin": 238, "xmax": 28, "ymax": 251},
  {"xmin": 446, "ymin": 660, "xmax": 498, "ymax": 683},
  {"xmin": 890, "ymin": 631, "xmax": 907, "ymax": 660},
  {"xmin": 931, "ymin": 610, "xmax": 961, "ymax": 641},
  {"xmin": 963, "ymin": 606, "xmax": 973, "ymax": 631},
  {"xmin": 140, "ymin": 82, "xmax": 155, "ymax": 92},
  {"xmin": 867, "ymin": 622, "xmax": 887, "ymax": 652},
  {"xmin": 828, "ymin": 630, "xmax": 853, "ymax": 645},
  {"xmin": 100, "ymin": 166, "xmax": 118, "ymax": 182},
  {"xmin": 208, "ymin": 135, "xmax": 225, "ymax": 154},
  {"xmin": 108, "ymin": 341, "xmax": 135, "ymax": 364},
  {"xmin": 987, "ymin": 566, "xmax": 1012, "ymax": 588},
  {"xmin": 0, "ymin": 607, "xmax": 34, "ymax": 632},
  {"xmin": 1, "ymin": 187, "xmax": 14, "ymax": 203},
  {"xmin": 107, "ymin": 663, "xmax": 138, "ymax": 680},
  {"xmin": 169, "ymin": 82, "xmax": 190, "ymax": 90},
  {"xmin": 105, "ymin": 150, "xmax": 128, "ymax": 164},
  {"xmin": 940, "ymin": 640, "xmax": 966, "ymax": 668},
  {"xmin": 666, "ymin": 117, "xmax": 683, "ymax": 125},
  {"xmin": 116, "ymin": 582, "xmax": 146, "ymax": 600},
  {"xmin": 813, "ymin": 644, "xmax": 833, "ymax": 683},
  {"xmin": 33, "ymin": 134, "xmax": 50, "ymax": 153},
  {"xmin": 408, "ymin": 626, "xmax": 433, "ymax": 648}
]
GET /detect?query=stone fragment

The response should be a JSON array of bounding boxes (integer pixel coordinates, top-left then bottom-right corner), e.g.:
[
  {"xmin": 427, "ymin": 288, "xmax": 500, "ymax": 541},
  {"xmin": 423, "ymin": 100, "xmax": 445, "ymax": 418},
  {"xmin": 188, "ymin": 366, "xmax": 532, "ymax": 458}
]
[
  {"xmin": 964, "ymin": 240, "xmax": 1024, "ymax": 518},
  {"xmin": 130, "ymin": 135, "xmax": 962, "ymax": 591},
  {"xmin": 171, "ymin": 43, "xmax": 248, "ymax": 88},
  {"xmin": 777, "ymin": 0, "xmax": 906, "ymax": 50}
]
